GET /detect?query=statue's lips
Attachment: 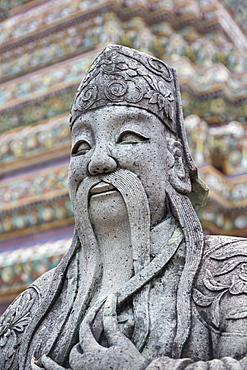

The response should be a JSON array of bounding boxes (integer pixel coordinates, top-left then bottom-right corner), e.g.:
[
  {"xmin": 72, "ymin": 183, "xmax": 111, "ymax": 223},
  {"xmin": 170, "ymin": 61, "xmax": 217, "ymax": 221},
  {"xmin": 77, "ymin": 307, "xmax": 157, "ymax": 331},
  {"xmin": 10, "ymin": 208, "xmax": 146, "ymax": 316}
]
[{"xmin": 89, "ymin": 182, "xmax": 117, "ymax": 197}]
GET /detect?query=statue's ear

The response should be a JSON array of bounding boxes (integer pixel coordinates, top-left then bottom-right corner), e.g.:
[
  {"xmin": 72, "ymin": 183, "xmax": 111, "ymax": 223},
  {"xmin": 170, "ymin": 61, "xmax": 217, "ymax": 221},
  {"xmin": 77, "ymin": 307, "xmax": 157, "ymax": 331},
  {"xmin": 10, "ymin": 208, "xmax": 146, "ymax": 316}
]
[{"xmin": 167, "ymin": 138, "xmax": 192, "ymax": 194}]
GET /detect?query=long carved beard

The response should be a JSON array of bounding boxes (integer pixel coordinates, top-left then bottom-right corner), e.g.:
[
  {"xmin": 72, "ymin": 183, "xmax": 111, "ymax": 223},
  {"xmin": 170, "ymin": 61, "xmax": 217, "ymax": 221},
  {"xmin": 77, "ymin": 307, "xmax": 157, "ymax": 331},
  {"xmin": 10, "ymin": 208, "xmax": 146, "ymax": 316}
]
[
  {"xmin": 20, "ymin": 171, "xmax": 153, "ymax": 369},
  {"xmin": 72, "ymin": 169, "xmax": 152, "ymax": 350}
]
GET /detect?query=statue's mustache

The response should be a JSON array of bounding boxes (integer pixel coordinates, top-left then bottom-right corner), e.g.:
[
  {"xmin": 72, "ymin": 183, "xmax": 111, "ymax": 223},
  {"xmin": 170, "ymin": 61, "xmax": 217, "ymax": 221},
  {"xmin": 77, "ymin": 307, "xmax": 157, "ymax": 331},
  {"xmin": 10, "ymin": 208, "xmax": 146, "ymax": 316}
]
[
  {"xmin": 89, "ymin": 182, "xmax": 117, "ymax": 196},
  {"xmin": 75, "ymin": 169, "xmax": 142, "ymax": 199}
]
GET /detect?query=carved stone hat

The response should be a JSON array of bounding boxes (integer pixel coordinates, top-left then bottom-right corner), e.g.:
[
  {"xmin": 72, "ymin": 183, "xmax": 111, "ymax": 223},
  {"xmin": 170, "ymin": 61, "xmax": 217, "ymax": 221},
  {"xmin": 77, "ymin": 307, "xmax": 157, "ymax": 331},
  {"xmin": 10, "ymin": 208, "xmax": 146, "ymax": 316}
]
[{"xmin": 70, "ymin": 44, "xmax": 208, "ymax": 208}]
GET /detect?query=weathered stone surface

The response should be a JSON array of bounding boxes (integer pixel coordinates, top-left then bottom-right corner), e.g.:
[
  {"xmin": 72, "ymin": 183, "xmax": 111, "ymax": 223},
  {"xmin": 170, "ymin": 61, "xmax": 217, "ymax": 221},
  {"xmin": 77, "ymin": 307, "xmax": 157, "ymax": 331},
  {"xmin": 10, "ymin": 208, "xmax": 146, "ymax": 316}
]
[{"xmin": 1, "ymin": 45, "xmax": 247, "ymax": 369}]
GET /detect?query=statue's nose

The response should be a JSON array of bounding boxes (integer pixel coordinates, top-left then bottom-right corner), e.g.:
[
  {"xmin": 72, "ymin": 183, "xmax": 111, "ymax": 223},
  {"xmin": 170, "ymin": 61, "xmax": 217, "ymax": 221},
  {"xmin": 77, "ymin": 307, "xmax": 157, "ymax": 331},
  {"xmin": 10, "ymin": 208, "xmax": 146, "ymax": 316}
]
[{"xmin": 87, "ymin": 147, "xmax": 117, "ymax": 175}]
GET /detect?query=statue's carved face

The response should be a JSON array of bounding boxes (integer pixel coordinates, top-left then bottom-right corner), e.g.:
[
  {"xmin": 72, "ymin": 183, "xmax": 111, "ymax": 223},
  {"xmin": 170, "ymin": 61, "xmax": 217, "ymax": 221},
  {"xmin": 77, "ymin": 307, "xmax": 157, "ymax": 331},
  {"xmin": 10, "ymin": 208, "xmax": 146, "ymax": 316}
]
[{"xmin": 69, "ymin": 106, "xmax": 172, "ymax": 226}]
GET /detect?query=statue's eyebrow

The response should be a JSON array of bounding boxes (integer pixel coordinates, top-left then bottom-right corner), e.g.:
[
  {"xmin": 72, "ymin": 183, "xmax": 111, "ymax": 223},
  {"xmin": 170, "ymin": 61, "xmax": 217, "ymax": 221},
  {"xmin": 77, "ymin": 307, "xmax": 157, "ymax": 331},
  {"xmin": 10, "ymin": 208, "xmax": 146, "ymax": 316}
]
[
  {"xmin": 121, "ymin": 111, "xmax": 152, "ymax": 122},
  {"xmin": 71, "ymin": 119, "xmax": 92, "ymax": 135},
  {"xmin": 118, "ymin": 114, "xmax": 152, "ymax": 134},
  {"xmin": 118, "ymin": 124, "xmax": 149, "ymax": 136}
]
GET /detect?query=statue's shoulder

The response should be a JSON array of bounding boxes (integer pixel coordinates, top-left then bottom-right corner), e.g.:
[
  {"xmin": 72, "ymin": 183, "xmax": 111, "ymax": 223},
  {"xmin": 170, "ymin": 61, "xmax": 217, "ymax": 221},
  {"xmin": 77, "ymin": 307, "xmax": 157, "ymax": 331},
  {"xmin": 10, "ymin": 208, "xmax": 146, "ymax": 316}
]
[
  {"xmin": 30, "ymin": 266, "xmax": 55, "ymax": 295},
  {"xmin": 193, "ymin": 234, "xmax": 247, "ymax": 333},
  {"xmin": 0, "ymin": 268, "xmax": 55, "ymax": 370},
  {"xmin": 203, "ymin": 234, "xmax": 247, "ymax": 257}
]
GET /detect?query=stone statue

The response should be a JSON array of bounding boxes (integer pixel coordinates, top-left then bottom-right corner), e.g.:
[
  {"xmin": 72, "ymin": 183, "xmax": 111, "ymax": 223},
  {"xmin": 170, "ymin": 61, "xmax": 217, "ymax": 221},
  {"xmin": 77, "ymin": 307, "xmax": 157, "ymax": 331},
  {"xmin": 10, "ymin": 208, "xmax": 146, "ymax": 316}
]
[{"xmin": 1, "ymin": 44, "xmax": 247, "ymax": 370}]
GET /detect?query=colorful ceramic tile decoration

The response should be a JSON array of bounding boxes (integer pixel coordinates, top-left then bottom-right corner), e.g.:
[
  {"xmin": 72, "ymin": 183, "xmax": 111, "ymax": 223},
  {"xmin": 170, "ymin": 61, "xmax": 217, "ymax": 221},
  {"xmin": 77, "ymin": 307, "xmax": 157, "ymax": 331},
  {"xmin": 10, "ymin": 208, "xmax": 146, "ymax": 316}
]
[
  {"xmin": 0, "ymin": 0, "xmax": 247, "ymax": 305},
  {"xmin": 0, "ymin": 238, "xmax": 71, "ymax": 293},
  {"xmin": 1, "ymin": 2, "xmax": 247, "ymax": 80},
  {"xmin": 0, "ymin": 194, "xmax": 73, "ymax": 234},
  {"xmin": 0, "ymin": 115, "xmax": 70, "ymax": 163},
  {"xmin": 0, "ymin": 164, "xmax": 68, "ymax": 207},
  {"xmin": 0, "ymin": 53, "xmax": 98, "ymax": 107}
]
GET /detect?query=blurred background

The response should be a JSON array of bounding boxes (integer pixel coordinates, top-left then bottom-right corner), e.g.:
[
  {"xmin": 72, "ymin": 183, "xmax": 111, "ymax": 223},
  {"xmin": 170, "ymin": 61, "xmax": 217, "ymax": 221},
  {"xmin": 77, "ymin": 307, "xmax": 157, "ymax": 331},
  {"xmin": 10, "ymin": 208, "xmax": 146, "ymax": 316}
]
[{"xmin": 0, "ymin": 0, "xmax": 246, "ymax": 313}]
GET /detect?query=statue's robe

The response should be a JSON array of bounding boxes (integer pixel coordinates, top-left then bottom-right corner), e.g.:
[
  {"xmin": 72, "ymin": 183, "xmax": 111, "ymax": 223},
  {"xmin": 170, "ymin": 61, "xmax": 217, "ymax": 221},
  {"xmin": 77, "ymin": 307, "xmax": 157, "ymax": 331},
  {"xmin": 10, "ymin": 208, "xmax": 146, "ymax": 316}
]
[{"xmin": 1, "ymin": 218, "xmax": 247, "ymax": 369}]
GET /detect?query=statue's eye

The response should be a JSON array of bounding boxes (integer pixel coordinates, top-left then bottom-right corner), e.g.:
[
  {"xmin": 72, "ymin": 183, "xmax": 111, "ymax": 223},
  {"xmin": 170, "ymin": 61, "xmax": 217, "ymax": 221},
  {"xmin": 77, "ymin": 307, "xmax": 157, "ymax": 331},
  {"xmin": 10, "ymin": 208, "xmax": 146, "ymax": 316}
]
[
  {"xmin": 117, "ymin": 131, "xmax": 149, "ymax": 144},
  {"xmin": 71, "ymin": 140, "xmax": 91, "ymax": 156}
]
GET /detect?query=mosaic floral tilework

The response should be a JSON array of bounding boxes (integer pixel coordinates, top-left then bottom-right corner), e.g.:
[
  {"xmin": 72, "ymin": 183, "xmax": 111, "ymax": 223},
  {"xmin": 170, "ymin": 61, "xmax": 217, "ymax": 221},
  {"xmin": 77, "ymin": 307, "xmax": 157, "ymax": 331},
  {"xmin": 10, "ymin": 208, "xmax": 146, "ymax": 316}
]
[
  {"xmin": 0, "ymin": 88, "xmax": 74, "ymax": 133},
  {"xmin": 198, "ymin": 196, "xmax": 247, "ymax": 236},
  {"xmin": 0, "ymin": 238, "xmax": 71, "ymax": 293},
  {"xmin": 1, "ymin": 0, "xmax": 106, "ymax": 44},
  {"xmin": 0, "ymin": 115, "xmax": 70, "ymax": 163},
  {"xmin": 0, "ymin": 194, "xmax": 73, "ymax": 234},
  {"xmin": 185, "ymin": 116, "xmax": 247, "ymax": 176},
  {"xmin": 0, "ymin": 165, "xmax": 68, "ymax": 208},
  {"xmin": 0, "ymin": 52, "xmax": 97, "ymax": 107},
  {"xmin": 1, "ymin": 2, "xmax": 246, "ymax": 80}
]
